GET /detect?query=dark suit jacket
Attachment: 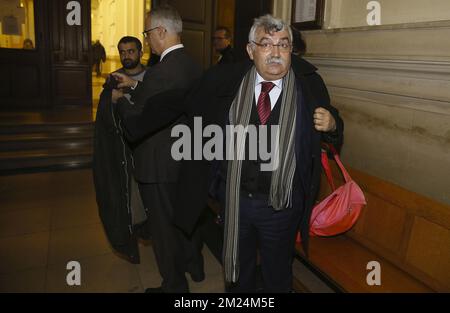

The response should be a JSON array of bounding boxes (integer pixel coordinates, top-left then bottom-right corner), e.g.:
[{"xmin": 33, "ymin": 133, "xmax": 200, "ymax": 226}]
[
  {"xmin": 117, "ymin": 89, "xmax": 189, "ymax": 143},
  {"xmin": 117, "ymin": 48, "xmax": 202, "ymax": 183},
  {"xmin": 217, "ymin": 45, "xmax": 236, "ymax": 65},
  {"xmin": 171, "ymin": 56, "xmax": 344, "ymax": 254}
]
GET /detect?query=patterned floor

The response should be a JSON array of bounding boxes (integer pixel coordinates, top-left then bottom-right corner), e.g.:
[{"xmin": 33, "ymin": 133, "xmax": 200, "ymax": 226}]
[{"xmin": 0, "ymin": 169, "xmax": 225, "ymax": 293}]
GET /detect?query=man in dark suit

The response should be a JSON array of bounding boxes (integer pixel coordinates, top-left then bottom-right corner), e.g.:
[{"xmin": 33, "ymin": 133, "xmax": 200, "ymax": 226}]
[
  {"xmin": 111, "ymin": 5, "xmax": 203, "ymax": 293},
  {"xmin": 169, "ymin": 14, "xmax": 344, "ymax": 292},
  {"xmin": 92, "ymin": 40, "xmax": 106, "ymax": 77},
  {"xmin": 213, "ymin": 26, "xmax": 236, "ymax": 65}
]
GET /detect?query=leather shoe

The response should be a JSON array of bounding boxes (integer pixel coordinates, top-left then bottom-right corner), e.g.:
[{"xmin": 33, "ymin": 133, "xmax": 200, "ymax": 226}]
[
  {"xmin": 134, "ymin": 220, "xmax": 151, "ymax": 240},
  {"xmin": 145, "ymin": 286, "xmax": 164, "ymax": 293},
  {"xmin": 187, "ymin": 257, "xmax": 205, "ymax": 282},
  {"xmin": 189, "ymin": 270, "xmax": 205, "ymax": 282}
]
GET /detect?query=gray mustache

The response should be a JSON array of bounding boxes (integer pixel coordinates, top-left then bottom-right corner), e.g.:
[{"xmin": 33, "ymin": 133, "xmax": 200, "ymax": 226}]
[{"xmin": 265, "ymin": 57, "xmax": 284, "ymax": 65}]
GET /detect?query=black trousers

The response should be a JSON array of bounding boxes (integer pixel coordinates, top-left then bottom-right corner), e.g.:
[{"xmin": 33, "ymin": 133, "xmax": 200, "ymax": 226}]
[
  {"xmin": 93, "ymin": 61, "xmax": 102, "ymax": 76},
  {"xmin": 197, "ymin": 207, "xmax": 224, "ymax": 264},
  {"xmin": 139, "ymin": 183, "xmax": 204, "ymax": 292},
  {"xmin": 220, "ymin": 192, "xmax": 301, "ymax": 293}
]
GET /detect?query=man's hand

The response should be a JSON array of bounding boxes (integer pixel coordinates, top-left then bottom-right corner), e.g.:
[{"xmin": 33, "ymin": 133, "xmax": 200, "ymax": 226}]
[
  {"xmin": 314, "ymin": 107, "xmax": 336, "ymax": 132},
  {"xmin": 111, "ymin": 72, "xmax": 138, "ymax": 89},
  {"xmin": 112, "ymin": 89, "xmax": 124, "ymax": 104}
]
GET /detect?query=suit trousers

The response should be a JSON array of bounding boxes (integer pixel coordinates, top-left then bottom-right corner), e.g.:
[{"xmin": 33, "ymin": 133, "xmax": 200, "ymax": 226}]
[
  {"xmin": 139, "ymin": 183, "xmax": 203, "ymax": 292},
  {"xmin": 220, "ymin": 190, "xmax": 302, "ymax": 293},
  {"xmin": 196, "ymin": 207, "xmax": 224, "ymax": 264}
]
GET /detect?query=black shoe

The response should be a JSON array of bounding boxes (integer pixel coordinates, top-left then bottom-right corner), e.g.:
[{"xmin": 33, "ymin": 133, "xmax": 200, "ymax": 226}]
[
  {"xmin": 134, "ymin": 220, "xmax": 151, "ymax": 240},
  {"xmin": 187, "ymin": 255, "xmax": 205, "ymax": 282},
  {"xmin": 145, "ymin": 287, "xmax": 164, "ymax": 293},
  {"xmin": 189, "ymin": 270, "xmax": 205, "ymax": 283},
  {"xmin": 127, "ymin": 253, "xmax": 140, "ymax": 265}
]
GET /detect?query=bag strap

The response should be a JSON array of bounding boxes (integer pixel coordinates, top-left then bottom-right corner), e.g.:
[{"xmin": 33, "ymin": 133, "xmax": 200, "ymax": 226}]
[
  {"xmin": 333, "ymin": 152, "xmax": 352, "ymax": 183},
  {"xmin": 321, "ymin": 150, "xmax": 336, "ymax": 191},
  {"xmin": 321, "ymin": 144, "xmax": 352, "ymax": 188}
]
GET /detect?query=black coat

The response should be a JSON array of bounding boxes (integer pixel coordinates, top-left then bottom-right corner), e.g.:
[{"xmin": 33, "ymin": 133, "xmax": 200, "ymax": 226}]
[
  {"xmin": 171, "ymin": 56, "xmax": 344, "ymax": 254},
  {"xmin": 117, "ymin": 48, "xmax": 202, "ymax": 184},
  {"xmin": 217, "ymin": 45, "xmax": 236, "ymax": 65},
  {"xmin": 92, "ymin": 84, "xmax": 141, "ymax": 263}
]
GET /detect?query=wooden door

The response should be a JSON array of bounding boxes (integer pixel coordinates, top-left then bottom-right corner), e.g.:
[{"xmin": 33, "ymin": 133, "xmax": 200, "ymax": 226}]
[
  {"xmin": 156, "ymin": 0, "xmax": 215, "ymax": 69},
  {"xmin": 48, "ymin": 0, "xmax": 92, "ymax": 107}
]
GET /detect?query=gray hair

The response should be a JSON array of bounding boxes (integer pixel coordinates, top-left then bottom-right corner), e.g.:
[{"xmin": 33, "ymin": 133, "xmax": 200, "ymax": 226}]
[
  {"xmin": 248, "ymin": 14, "xmax": 292, "ymax": 45},
  {"xmin": 148, "ymin": 5, "xmax": 183, "ymax": 35}
]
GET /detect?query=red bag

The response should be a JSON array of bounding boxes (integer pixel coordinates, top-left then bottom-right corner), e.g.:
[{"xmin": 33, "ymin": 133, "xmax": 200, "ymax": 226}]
[{"xmin": 297, "ymin": 145, "xmax": 366, "ymax": 242}]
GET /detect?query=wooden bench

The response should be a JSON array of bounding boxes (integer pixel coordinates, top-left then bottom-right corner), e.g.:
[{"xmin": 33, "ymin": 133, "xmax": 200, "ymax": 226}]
[{"xmin": 296, "ymin": 161, "xmax": 450, "ymax": 292}]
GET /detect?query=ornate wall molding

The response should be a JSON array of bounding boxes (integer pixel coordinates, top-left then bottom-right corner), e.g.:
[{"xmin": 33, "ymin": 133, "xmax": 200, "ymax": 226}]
[
  {"xmin": 303, "ymin": 21, "xmax": 450, "ymax": 62},
  {"xmin": 305, "ymin": 56, "xmax": 450, "ymax": 114}
]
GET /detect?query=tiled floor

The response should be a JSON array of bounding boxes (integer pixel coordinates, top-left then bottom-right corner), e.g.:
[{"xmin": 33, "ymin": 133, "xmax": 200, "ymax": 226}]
[{"xmin": 0, "ymin": 169, "xmax": 225, "ymax": 293}]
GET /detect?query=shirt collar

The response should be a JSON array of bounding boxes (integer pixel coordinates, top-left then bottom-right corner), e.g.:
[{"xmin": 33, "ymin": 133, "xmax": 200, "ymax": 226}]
[
  {"xmin": 255, "ymin": 72, "xmax": 283, "ymax": 90},
  {"xmin": 160, "ymin": 44, "xmax": 184, "ymax": 61}
]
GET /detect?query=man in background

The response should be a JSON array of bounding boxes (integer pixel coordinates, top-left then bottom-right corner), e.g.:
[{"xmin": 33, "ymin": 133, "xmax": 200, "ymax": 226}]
[
  {"xmin": 107, "ymin": 36, "xmax": 147, "ymax": 104},
  {"xmin": 92, "ymin": 40, "xmax": 106, "ymax": 77},
  {"xmin": 213, "ymin": 26, "xmax": 236, "ymax": 65},
  {"xmin": 291, "ymin": 26, "xmax": 307, "ymax": 56},
  {"xmin": 23, "ymin": 38, "xmax": 34, "ymax": 50},
  {"xmin": 93, "ymin": 37, "xmax": 148, "ymax": 267}
]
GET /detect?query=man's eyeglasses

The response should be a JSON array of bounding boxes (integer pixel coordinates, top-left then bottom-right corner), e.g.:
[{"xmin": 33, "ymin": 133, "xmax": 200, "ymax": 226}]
[
  {"xmin": 212, "ymin": 36, "xmax": 226, "ymax": 41},
  {"xmin": 251, "ymin": 40, "xmax": 291, "ymax": 52},
  {"xmin": 142, "ymin": 26, "xmax": 159, "ymax": 38}
]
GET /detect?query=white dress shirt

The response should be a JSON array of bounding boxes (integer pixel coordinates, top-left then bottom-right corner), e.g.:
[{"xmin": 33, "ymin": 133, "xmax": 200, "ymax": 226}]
[
  {"xmin": 254, "ymin": 72, "xmax": 283, "ymax": 110},
  {"xmin": 160, "ymin": 44, "xmax": 184, "ymax": 61}
]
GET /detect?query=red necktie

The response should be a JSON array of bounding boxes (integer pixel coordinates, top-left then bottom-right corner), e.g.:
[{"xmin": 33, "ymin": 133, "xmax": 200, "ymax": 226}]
[{"xmin": 257, "ymin": 82, "xmax": 275, "ymax": 125}]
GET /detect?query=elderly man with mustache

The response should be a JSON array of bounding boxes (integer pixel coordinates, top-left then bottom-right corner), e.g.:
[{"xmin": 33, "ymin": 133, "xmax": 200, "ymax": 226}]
[{"xmin": 167, "ymin": 14, "xmax": 344, "ymax": 293}]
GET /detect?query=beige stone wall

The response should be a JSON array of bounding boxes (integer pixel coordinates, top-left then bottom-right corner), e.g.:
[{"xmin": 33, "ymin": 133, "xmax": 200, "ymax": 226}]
[
  {"xmin": 272, "ymin": 1, "xmax": 450, "ymax": 204},
  {"xmin": 273, "ymin": 0, "xmax": 450, "ymax": 28},
  {"xmin": 325, "ymin": 0, "xmax": 450, "ymax": 29},
  {"xmin": 304, "ymin": 21, "xmax": 450, "ymax": 205},
  {"xmin": 273, "ymin": 0, "xmax": 292, "ymax": 22}
]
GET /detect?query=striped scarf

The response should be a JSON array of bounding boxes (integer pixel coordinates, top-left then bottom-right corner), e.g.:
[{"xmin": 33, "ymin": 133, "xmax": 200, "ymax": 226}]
[{"xmin": 224, "ymin": 66, "xmax": 297, "ymax": 283}]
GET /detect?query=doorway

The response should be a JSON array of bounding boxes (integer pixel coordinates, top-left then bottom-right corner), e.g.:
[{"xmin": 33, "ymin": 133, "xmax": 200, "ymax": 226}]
[{"xmin": 90, "ymin": 0, "xmax": 151, "ymax": 117}]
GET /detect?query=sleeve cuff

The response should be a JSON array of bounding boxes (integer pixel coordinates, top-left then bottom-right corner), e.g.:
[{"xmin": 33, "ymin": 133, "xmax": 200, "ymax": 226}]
[{"xmin": 130, "ymin": 81, "xmax": 139, "ymax": 90}]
